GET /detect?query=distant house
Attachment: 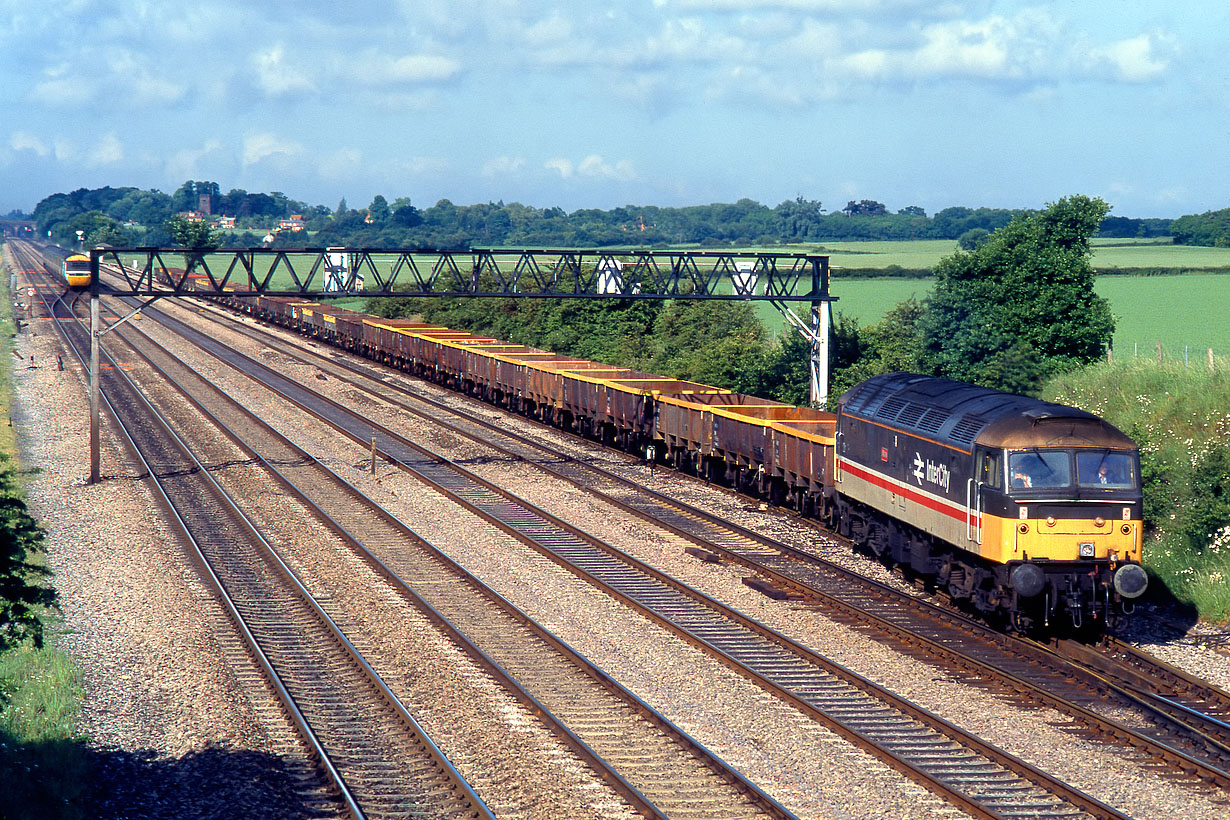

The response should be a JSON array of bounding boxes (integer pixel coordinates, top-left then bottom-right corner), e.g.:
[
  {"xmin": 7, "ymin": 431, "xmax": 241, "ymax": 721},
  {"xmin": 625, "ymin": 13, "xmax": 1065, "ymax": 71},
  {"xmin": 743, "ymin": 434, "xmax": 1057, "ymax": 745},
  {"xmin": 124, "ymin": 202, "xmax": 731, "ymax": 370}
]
[
  {"xmin": 216, "ymin": 216, "xmax": 236, "ymax": 229},
  {"xmin": 278, "ymin": 214, "xmax": 306, "ymax": 232},
  {"xmin": 177, "ymin": 210, "xmax": 206, "ymax": 223}
]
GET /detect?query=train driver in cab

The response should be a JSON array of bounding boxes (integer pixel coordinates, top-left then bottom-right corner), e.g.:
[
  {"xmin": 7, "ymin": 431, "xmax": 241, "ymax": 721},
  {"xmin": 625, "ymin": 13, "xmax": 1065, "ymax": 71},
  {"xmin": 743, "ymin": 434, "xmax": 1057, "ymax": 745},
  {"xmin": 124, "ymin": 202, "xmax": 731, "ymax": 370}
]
[{"xmin": 1011, "ymin": 464, "xmax": 1033, "ymax": 489}]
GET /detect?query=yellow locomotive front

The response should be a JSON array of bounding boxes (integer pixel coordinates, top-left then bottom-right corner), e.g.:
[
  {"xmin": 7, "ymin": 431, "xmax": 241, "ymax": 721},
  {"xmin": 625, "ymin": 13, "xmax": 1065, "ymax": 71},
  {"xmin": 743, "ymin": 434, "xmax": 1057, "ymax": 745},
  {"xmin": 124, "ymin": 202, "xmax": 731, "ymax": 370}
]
[
  {"xmin": 63, "ymin": 254, "xmax": 92, "ymax": 288},
  {"xmin": 973, "ymin": 417, "xmax": 1148, "ymax": 631}
]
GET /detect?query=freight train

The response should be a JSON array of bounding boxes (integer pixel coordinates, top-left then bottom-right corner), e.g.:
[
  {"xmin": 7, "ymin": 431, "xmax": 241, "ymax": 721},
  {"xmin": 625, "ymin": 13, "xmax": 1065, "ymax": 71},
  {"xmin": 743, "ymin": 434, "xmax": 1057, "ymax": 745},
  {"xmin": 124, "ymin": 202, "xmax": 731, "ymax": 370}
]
[{"xmin": 185, "ymin": 282, "xmax": 1147, "ymax": 634}]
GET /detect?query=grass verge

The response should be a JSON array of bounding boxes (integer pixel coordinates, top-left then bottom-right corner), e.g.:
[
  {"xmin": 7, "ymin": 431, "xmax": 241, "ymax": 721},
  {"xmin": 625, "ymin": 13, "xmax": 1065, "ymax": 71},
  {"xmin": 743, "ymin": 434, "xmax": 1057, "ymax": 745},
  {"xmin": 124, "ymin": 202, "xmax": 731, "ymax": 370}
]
[{"xmin": 0, "ymin": 246, "xmax": 88, "ymax": 820}]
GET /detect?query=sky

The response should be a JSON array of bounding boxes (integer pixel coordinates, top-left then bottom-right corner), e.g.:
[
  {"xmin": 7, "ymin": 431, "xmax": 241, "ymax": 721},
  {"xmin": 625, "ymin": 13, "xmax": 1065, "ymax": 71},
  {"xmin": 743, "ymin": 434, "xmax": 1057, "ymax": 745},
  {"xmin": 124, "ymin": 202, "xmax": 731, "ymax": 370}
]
[{"xmin": 1, "ymin": 1, "xmax": 1226, "ymax": 219}]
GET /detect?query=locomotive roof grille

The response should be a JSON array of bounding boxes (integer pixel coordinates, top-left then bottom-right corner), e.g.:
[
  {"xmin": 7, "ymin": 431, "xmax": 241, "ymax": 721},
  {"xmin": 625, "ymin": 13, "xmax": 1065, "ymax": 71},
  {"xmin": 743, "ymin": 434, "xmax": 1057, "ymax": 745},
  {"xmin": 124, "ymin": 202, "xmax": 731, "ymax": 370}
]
[
  {"xmin": 916, "ymin": 408, "xmax": 950, "ymax": 435},
  {"xmin": 949, "ymin": 416, "xmax": 988, "ymax": 445},
  {"xmin": 877, "ymin": 396, "xmax": 909, "ymax": 420},
  {"xmin": 836, "ymin": 372, "xmax": 1133, "ymax": 451},
  {"xmin": 896, "ymin": 402, "xmax": 928, "ymax": 426}
]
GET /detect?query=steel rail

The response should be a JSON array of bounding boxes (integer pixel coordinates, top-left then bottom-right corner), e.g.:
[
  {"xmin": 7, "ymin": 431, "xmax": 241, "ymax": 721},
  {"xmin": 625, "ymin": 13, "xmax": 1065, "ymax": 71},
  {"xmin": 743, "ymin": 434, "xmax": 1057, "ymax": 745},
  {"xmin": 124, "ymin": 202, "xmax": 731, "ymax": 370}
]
[
  {"xmin": 178, "ymin": 290, "xmax": 1230, "ymax": 792},
  {"xmin": 24, "ymin": 257, "xmax": 493, "ymax": 820},
  {"xmin": 102, "ymin": 290, "xmax": 802, "ymax": 820},
  {"xmin": 119, "ymin": 298, "xmax": 1129, "ymax": 820}
]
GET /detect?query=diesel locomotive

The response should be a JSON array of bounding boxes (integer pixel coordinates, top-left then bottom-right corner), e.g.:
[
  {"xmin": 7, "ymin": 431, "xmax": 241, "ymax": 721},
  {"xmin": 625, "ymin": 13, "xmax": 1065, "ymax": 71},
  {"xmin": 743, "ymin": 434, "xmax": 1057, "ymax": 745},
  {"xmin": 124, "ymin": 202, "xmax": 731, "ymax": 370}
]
[
  {"xmin": 831, "ymin": 373, "xmax": 1146, "ymax": 632},
  {"xmin": 175, "ymin": 279, "xmax": 1148, "ymax": 634}
]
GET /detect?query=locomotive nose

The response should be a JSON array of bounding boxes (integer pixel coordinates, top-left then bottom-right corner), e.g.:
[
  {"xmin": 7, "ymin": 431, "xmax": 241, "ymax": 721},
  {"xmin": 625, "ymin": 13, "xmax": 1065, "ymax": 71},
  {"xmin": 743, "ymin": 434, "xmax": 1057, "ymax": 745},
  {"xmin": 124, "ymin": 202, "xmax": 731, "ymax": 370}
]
[{"xmin": 1112, "ymin": 564, "xmax": 1149, "ymax": 599}]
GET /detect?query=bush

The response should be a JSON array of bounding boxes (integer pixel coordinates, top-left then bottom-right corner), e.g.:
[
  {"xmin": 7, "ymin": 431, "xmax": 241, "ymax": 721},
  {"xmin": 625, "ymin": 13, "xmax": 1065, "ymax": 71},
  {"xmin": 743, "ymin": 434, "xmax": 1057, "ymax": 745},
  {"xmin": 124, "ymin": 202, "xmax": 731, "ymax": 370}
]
[{"xmin": 0, "ymin": 453, "xmax": 55, "ymax": 651}]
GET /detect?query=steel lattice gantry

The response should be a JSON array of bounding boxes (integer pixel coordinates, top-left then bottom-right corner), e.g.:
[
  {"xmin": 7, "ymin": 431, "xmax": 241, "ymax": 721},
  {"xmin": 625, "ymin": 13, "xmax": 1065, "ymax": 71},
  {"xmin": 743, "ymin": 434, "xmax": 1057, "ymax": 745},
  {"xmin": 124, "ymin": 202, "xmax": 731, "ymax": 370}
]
[
  {"xmin": 84, "ymin": 246, "xmax": 834, "ymax": 482},
  {"xmin": 91, "ymin": 246, "xmax": 829, "ymax": 301}
]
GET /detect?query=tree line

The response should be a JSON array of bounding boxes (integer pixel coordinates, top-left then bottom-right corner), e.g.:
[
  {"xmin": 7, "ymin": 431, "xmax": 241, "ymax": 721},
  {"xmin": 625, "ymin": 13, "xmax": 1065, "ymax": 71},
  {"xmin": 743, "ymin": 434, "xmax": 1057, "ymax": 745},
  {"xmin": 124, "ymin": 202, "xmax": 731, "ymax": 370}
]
[{"xmin": 31, "ymin": 181, "xmax": 1180, "ymax": 251}]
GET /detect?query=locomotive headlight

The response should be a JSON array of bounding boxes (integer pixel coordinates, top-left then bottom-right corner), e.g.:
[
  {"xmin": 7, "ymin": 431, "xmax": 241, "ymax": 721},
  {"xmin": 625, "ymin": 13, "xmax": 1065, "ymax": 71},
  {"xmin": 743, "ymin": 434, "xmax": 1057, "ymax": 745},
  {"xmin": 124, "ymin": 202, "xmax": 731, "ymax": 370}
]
[
  {"xmin": 1017, "ymin": 523, "xmax": 1029, "ymax": 534},
  {"xmin": 1121, "ymin": 524, "xmax": 1132, "ymax": 535},
  {"xmin": 1079, "ymin": 542, "xmax": 1095, "ymax": 558},
  {"xmin": 1094, "ymin": 517, "xmax": 1105, "ymax": 528},
  {"xmin": 1046, "ymin": 516, "xmax": 1056, "ymax": 527}
]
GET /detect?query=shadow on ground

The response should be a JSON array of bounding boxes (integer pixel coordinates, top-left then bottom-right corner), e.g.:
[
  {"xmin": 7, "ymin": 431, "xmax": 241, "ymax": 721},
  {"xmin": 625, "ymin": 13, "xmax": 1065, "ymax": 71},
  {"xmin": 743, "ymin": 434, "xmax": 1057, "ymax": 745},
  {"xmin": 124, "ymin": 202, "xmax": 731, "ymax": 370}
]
[{"xmin": 0, "ymin": 733, "xmax": 326, "ymax": 820}]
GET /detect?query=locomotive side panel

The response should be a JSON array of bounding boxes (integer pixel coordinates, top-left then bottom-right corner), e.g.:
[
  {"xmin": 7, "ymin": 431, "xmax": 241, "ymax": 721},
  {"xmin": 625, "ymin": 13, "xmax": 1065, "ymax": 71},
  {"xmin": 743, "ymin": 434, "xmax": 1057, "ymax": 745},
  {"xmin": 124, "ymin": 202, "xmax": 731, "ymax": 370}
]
[{"xmin": 836, "ymin": 415, "xmax": 978, "ymax": 556}]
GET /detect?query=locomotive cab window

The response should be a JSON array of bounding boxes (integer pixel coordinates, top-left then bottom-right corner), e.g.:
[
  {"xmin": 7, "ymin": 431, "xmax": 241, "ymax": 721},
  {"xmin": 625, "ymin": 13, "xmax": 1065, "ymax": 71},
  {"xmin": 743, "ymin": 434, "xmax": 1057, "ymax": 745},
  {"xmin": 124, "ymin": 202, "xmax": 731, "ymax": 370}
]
[
  {"xmin": 1076, "ymin": 451, "xmax": 1137, "ymax": 489},
  {"xmin": 65, "ymin": 259, "xmax": 91, "ymax": 271},
  {"xmin": 1008, "ymin": 451, "xmax": 1070, "ymax": 490},
  {"xmin": 976, "ymin": 449, "xmax": 1001, "ymax": 489}
]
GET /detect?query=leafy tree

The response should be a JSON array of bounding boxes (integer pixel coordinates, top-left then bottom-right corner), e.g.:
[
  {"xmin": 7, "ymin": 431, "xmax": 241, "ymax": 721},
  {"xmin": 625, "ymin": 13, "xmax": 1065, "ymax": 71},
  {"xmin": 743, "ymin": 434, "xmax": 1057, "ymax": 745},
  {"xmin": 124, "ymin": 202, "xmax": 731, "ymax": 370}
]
[
  {"xmin": 391, "ymin": 203, "xmax": 423, "ymax": 228},
  {"xmin": 919, "ymin": 195, "xmax": 1113, "ymax": 392},
  {"xmin": 368, "ymin": 195, "xmax": 390, "ymax": 224},
  {"xmin": 646, "ymin": 301, "xmax": 774, "ymax": 395},
  {"xmin": 931, "ymin": 206, "xmax": 1019, "ymax": 239},
  {"xmin": 774, "ymin": 197, "xmax": 825, "ymax": 240},
  {"xmin": 166, "ymin": 214, "xmax": 223, "ymax": 272},
  {"xmin": 759, "ymin": 324, "xmax": 814, "ymax": 406},
  {"xmin": 957, "ymin": 227, "xmax": 990, "ymax": 250},
  {"xmin": 166, "ymin": 215, "xmax": 222, "ymax": 250},
  {"xmin": 828, "ymin": 299, "xmax": 927, "ymax": 398},
  {"xmin": 1098, "ymin": 215, "xmax": 1172, "ymax": 239},
  {"xmin": 0, "ymin": 453, "xmax": 55, "ymax": 651},
  {"xmin": 842, "ymin": 199, "xmax": 888, "ymax": 217},
  {"xmin": 898, "ymin": 205, "xmax": 926, "ymax": 217},
  {"xmin": 1170, "ymin": 208, "xmax": 1230, "ymax": 247}
]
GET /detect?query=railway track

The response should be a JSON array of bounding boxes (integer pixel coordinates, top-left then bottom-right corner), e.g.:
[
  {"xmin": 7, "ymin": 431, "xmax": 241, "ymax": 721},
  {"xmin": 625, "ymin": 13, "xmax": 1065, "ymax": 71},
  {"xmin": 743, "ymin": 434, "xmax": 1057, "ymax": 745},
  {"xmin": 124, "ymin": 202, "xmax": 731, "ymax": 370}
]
[
  {"xmin": 168, "ymin": 286, "xmax": 1230, "ymax": 799},
  {"xmin": 99, "ymin": 286, "xmax": 800, "ymax": 820},
  {"xmin": 14, "ymin": 238, "xmax": 1230, "ymax": 817},
  {"xmin": 17, "ymin": 246, "xmax": 493, "ymax": 820},
  {"xmin": 111, "ymin": 291, "xmax": 1136, "ymax": 820}
]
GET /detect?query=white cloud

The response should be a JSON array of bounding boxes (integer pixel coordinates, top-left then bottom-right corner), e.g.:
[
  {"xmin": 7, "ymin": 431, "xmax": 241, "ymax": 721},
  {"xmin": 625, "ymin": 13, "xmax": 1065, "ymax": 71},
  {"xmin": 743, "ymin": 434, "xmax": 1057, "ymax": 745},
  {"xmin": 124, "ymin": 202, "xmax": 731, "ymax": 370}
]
[
  {"xmin": 545, "ymin": 158, "xmax": 574, "ymax": 179},
  {"xmin": 577, "ymin": 155, "xmax": 636, "ymax": 181},
  {"xmin": 319, "ymin": 148, "xmax": 363, "ymax": 180},
  {"xmin": 656, "ymin": 0, "xmax": 910, "ymax": 10},
  {"xmin": 10, "ymin": 132, "xmax": 49, "ymax": 156},
  {"xmin": 1089, "ymin": 34, "xmax": 1171, "ymax": 83},
  {"xmin": 103, "ymin": 50, "xmax": 187, "ymax": 106},
  {"xmin": 243, "ymin": 133, "xmax": 306, "ymax": 167},
  {"xmin": 88, "ymin": 133, "xmax": 124, "ymax": 167},
  {"xmin": 391, "ymin": 156, "xmax": 451, "ymax": 177},
  {"xmin": 483, "ymin": 156, "xmax": 527, "ymax": 177},
  {"xmin": 348, "ymin": 52, "xmax": 462, "ymax": 86},
  {"xmin": 165, "ymin": 139, "xmax": 227, "ymax": 182},
  {"xmin": 253, "ymin": 44, "xmax": 316, "ymax": 97},
  {"xmin": 547, "ymin": 155, "xmax": 637, "ymax": 181},
  {"xmin": 31, "ymin": 63, "xmax": 96, "ymax": 107}
]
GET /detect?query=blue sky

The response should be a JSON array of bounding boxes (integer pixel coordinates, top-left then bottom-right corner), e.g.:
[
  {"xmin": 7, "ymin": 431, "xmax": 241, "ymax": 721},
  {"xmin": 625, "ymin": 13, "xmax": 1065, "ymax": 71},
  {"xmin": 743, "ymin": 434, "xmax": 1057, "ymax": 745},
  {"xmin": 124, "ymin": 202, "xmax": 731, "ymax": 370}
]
[{"xmin": 2, "ymin": 1, "xmax": 1225, "ymax": 218}]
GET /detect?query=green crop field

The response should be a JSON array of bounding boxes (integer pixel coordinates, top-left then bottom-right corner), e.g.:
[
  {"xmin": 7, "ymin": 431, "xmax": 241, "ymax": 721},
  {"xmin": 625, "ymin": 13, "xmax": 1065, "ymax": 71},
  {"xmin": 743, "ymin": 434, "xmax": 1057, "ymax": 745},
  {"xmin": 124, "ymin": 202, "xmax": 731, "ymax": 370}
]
[
  {"xmin": 790, "ymin": 237, "xmax": 1230, "ymax": 273},
  {"xmin": 819, "ymin": 239, "xmax": 958, "ymax": 271},
  {"xmin": 756, "ymin": 239, "xmax": 1230, "ymax": 357},
  {"xmin": 794, "ymin": 272, "xmax": 1230, "ymax": 359}
]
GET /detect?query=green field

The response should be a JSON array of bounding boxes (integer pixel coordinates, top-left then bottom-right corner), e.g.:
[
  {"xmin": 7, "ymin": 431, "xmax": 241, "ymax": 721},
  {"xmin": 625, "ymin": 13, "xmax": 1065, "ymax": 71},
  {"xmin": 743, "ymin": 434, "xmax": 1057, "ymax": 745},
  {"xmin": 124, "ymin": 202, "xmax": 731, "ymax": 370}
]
[
  {"xmin": 811, "ymin": 273, "xmax": 1230, "ymax": 357},
  {"xmin": 809, "ymin": 237, "xmax": 1230, "ymax": 272},
  {"xmin": 784, "ymin": 239, "xmax": 1230, "ymax": 358}
]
